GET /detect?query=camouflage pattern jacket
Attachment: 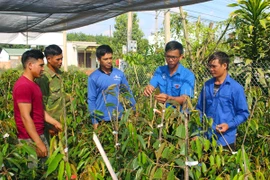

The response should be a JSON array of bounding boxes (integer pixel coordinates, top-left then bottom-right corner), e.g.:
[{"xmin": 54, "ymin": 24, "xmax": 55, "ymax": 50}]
[{"xmin": 36, "ymin": 66, "xmax": 68, "ymax": 121}]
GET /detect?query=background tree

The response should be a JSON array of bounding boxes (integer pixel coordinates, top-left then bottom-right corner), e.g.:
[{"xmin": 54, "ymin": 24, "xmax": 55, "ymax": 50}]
[
  {"xmin": 67, "ymin": 33, "xmax": 112, "ymax": 46},
  {"xmin": 228, "ymin": 0, "xmax": 270, "ymax": 95},
  {"xmin": 112, "ymin": 13, "xmax": 149, "ymax": 57},
  {"xmin": 229, "ymin": 0, "xmax": 270, "ymax": 63}
]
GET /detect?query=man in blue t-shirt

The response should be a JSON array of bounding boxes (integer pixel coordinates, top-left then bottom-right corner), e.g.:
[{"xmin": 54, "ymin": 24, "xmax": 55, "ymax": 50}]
[
  {"xmin": 196, "ymin": 51, "xmax": 249, "ymax": 151},
  {"xmin": 87, "ymin": 45, "xmax": 136, "ymax": 129},
  {"xmin": 144, "ymin": 41, "xmax": 195, "ymax": 107}
]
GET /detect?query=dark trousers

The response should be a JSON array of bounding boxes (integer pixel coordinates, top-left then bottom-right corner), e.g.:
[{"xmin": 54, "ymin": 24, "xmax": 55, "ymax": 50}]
[{"xmin": 223, "ymin": 143, "xmax": 236, "ymax": 152}]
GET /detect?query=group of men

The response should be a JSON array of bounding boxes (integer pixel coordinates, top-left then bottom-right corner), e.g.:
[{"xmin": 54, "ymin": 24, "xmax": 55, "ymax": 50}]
[{"xmin": 13, "ymin": 41, "xmax": 249, "ymax": 168}]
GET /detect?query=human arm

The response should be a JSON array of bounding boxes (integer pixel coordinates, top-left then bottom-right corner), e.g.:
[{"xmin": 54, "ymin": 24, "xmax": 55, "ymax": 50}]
[
  {"xmin": 44, "ymin": 111, "xmax": 62, "ymax": 131},
  {"xmin": 35, "ymin": 75, "xmax": 50, "ymax": 105},
  {"xmin": 18, "ymin": 103, "xmax": 47, "ymax": 157},
  {"xmin": 143, "ymin": 68, "xmax": 161, "ymax": 96},
  {"xmin": 143, "ymin": 85, "xmax": 155, "ymax": 96},
  {"xmin": 154, "ymin": 93, "xmax": 188, "ymax": 105},
  {"xmin": 226, "ymin": 86, "xmax": 250, "ymax": 130},
  {"xmin": 87, "ymin": 76, "xmax": 98, "ymax": 125},
  {"xmin": 179, "ymin": 71, "xmax": 195, "ymax": 101},
  {"xmin": 121, "ymin": 74, "xmax": 136, "ymax": 107}
]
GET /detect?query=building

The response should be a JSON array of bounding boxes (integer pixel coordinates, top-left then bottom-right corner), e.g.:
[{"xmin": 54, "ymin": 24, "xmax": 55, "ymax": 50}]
[
  {"xmin": 0, "ymin": 32, "xmax": 99, "ymax": 70},
  {"xmin": 0, "ymin": 48, "xmax": 27, "ymax": 69},
  {"xmin": 67, "ymin": 41, "xmax": 99, "ymax": 68}
]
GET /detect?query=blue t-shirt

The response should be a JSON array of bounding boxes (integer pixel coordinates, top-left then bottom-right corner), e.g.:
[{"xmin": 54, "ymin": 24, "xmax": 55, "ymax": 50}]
[
  {"xmin": 150, "ymin": 63, "xmax": 195, "ymax": 107},
  {"xmin": 87, "ymin": 68, "xmax": 136, "ymax": 124},
  {"xmin": 196, "ymin": 74, "xmax": 249, "ymax": 146}
]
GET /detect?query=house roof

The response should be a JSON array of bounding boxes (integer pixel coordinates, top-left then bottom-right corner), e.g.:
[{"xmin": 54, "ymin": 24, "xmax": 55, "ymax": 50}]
[
  {"xmin": 4, "ymin": 48, "xmax": 27, "ymax": 56},
  {"xmin": 69, "ymin": 41, "xmax": 99, "ymax": 51},
  {"xmin": 0, "ymin": 0, "xmax": 209, "ymax": 33}
]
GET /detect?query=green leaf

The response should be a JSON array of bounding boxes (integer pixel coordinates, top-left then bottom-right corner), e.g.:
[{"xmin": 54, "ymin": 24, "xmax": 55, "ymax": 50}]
[
  {"xmin": 227, "ymin": 3, "xmax": 239, "ymax": 7},
  {"xmin": 107, "ymin": 84, "xmax": 117, "ymax": 90},
  {"xmin": 66, "ymin": 162, "xmax": 72, "ymax": 179},
  {"xmin": 195, "ymin": 139, "xmax": 202, "ymax": 159},
  {"xmin": 259, "ymin": 19, "xmax": 266, "ymax": 29},
  {"xmin": 167, "ymin": 169, "xmax": 174, "ymax": 180},
  {"xmin": 153, "ymin": 168, "xmax": 162, "ymax": 179},
  {"xmin": 155, "ymin": 143, "xmax": 166, "ymax": 160},
  {"xmin": 162, "ymin": 147, "xmax": 170, "ymax": 159},
  {"xmin": 47, "ymin": 147, "xmax": 60, "ymax": 165},
  {"xmin": 2, "ymin": 143, "xmax": 9, "ymax": 155},
  {"xmin": 93, "ymin": 110, "xmax": 104, "ymax": 116},
  {"xmin": 204, "ymin": 139, "xmax": 210, "ymax": 152},
  {"xmin": 58, "ymin": 160, "xmax": 64, "ymax": 180},
  {"xmin": 77, "ymin": 161, "xmax": 85, "ymax": 171},
  {"xmin": 209, "ymin": 155, "xmax": 215, "ymax": 166},
  {"xmin": 175, "ymin": 124, "xmax": 185, "ymax": 139},
  {"xmin": 121, "ymin": 137, "xmax": 130, "ymax": 152},
  {"xmin": 201, "ymin": 162, "xmax": 207, "ymax": 175},
  {"xmin": 141, "ymin": 152, "xmax": 147, "ymax": 165},
  {"xmin": 180, "ymin": 143, "xmax": 186, "ymax": 156},
  {"xmin": 216, "ymin": 176, "xmax": 223, "ymax": 180},
  {"xmin": 106, "ymin": 102, "xmax": 116, "ymax": 107},
  {"xmin": 0, "ymin": 152, "xmax": 3, "ymax": 167},
  {"xmin": 257, "ymin": 68, "xmax": 267, "ymax": 87},
  {"xmin": 216, "ymin": 155, "xmax": 221, "ymax": 168},
  {"xmin": 132, "ymin": 157, "xmax": 139, "ymax": 170},
  {"xmin": 175, "ymin": 159, "xmax": 185, "ymax": 167},
  {"xmin": 250, "ymin": 119, "xmax": 259, "ymax": 132},
  {"xmin": 248, "ymin": 25, "xmax": 254, "ymax": 35},
  {"xmin": 135, "ymin": 168, "xmax": 143, "ymax": 180},
  {"xmin": 6, "ymin": 157, "xmax": 21, "ymax": 169},
  {"xmin": 137, "ymin": 135, "xmax": 146, "ymax": 150},
  {"xmin": 21, "ymin": 143, "xmax": 36, "ymax": 156},
  {"xmin": 245, "ymin": 59, "xmax": 252, "ymax": 66},
  {"xmin": 46, "ymin": 154, "xmax": 64, "ymax": 177}
]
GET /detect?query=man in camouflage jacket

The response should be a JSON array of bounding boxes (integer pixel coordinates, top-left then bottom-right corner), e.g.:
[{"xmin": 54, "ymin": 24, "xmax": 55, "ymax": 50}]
[{"xmin": 36, "ymin": 44, "xmax": 68, "ymax": 141}]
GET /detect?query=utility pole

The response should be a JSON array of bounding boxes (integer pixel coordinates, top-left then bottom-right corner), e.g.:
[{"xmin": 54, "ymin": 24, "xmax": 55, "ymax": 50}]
[
  {"xmin": 127, "ymin": 12, "xmax": 133, "ymax": 52},
  {"xmin": 155, "ymin": 10, "xmax": 160, "ymax": 47},
  {"xmin": 164, "ymin": 9, "xmax": 170, "ymax": 44},
  {"xmin": 109, "ymin": 25, "xmax": 112, "ymax": 38},
  {"xmin": 62, "ymin": 31, "xmax": 68, "ymax": 71}
]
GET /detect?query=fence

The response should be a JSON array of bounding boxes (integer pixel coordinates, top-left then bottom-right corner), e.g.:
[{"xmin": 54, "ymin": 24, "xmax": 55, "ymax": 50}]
[{"xmin": 124, "ymin": 60, "xmax": 270, "ymax": 98}]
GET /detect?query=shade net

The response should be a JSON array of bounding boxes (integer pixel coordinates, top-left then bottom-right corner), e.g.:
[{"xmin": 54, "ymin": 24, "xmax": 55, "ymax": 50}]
[{"xmin": 0, "ymin": 0, "xmax": 209, "ymax": 33}]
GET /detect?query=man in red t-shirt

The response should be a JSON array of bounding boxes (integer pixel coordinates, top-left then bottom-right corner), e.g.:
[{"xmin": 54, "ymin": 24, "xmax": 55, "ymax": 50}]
[{"xmin": 13, "ymin": 49, "xmax": 62, "ymax": 167}]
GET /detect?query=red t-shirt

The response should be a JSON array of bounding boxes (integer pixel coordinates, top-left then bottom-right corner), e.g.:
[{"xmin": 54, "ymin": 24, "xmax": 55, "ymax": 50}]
[{"xmin": 13, "ymin": 76, "xmax": 45, "ymax": 139}]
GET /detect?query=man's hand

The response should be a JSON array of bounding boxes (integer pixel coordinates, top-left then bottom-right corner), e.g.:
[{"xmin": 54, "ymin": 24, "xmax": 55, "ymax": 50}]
[
  {"xmin": 216, "ymin": 123, "xmax": 229, "ymax": 133},
  {"xmin": 54, "ymin": 121, "xmax": 62, "ymax": 132},
  {"xmin": 154, "ymin": 93, "xmax": 169, "ymax": 103},
  {"xmin": 143, "ymin": 85, "xmax": 155, "ymax": 96},
  {"xmin": 191, "ymin": 136, "xmax": 198, "ymax": 141},
  {"xmin": 36, "ymin": 142, "xmax": 48, "ymax": 158}
]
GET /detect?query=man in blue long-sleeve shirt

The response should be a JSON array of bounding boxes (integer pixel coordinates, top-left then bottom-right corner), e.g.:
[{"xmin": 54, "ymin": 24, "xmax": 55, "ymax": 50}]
[
  {"xmin": 144, "ymin": 41, "xmax": 195, "ymax": 107},
  {"xmin": 87, "ymin": 45, "xmax": 136, "ymax": 129},
  {"xmin": 196, "ymin": 51, "xmax": 249, "ymax": 151}
]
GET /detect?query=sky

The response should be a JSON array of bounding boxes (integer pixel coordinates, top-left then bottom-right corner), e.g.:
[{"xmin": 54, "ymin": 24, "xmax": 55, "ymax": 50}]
[{"xmin": 68, "ymin": 0, "xmax": 237, "ymax": 38}]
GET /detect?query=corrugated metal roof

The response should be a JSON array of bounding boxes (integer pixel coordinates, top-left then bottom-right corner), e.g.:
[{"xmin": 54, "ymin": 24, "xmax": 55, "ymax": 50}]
[{"xmin": 4, "ymin": 48, "xmax": 27, "ymax": 56}]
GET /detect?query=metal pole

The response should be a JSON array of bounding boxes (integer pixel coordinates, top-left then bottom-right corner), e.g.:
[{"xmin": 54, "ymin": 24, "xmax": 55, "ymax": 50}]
[
  {"xmin": 155, "ymin": 10, "xmax": 158, "ymax": 47},
  {"xmin": 127, "ymin": 12, "xmax": 133, "ymax": 52},
  {"xmin": 62, "ymin": 31, "xmax": 68, "ymax": 71},
  {"xmin": 164, "ymin": 9, "xmax": 170, "ymax": 44}
]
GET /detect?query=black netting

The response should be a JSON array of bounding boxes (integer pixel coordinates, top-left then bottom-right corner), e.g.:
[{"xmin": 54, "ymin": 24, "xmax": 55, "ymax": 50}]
[{"xmin": 0, "ymin": 0, "xmax": 208, "ymax": 32}]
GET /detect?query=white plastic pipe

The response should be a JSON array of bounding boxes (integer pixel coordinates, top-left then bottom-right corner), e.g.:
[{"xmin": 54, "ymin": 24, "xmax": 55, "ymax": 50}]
[{"xmin": 93, "ymin": 133, "xmax": 118, "ymax": 180}]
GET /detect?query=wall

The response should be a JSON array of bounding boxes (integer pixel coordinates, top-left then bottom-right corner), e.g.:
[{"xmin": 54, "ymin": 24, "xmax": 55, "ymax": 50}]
[
  {"xmin": 66, "ymin": 42, "xmax": 78, "ymax": 66},
  {"xmin": 0, "ymin": 49, "xmax": 9, "ymax": 62}
]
